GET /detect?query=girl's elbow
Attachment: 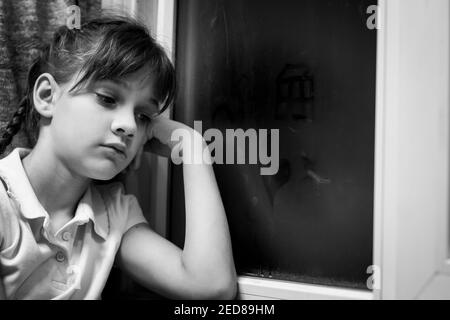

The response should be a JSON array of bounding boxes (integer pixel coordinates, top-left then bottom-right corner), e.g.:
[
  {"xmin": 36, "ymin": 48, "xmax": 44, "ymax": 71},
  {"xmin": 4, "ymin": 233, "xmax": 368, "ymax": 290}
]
[
  {"xmin": 188, "ymin": 264, "xmax": 238, "ymax": 299},
  {"xmin": 221, "ymin": 279, "xmax": 238, "ymax": 300},
  {"xmin": 209, "ymin": 274, "xmax": 238, "ymax": 300}
]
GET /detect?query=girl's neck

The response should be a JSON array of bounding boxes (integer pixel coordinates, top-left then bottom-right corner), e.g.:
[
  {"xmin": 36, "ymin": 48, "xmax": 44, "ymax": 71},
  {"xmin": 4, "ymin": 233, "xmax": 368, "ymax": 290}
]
[{"xmin": 22, "ymin": 143, "xmax": 91, "ymax": 226}]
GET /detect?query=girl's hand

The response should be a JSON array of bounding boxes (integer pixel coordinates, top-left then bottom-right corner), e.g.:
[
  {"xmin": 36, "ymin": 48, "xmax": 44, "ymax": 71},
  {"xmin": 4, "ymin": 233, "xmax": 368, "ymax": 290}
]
[
  {"xmin": 129, "ymin": 118, "xmax": 203, "ymax": 171},
  {"xmin": 145, "ymin": 117, "xmax": 194, "ymax": 155}
]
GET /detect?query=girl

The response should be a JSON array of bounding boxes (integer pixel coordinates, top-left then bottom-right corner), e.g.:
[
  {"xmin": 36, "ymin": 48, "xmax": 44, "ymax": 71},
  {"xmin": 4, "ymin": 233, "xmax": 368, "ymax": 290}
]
[{"xmin": 0, "ymin": 14, "xmax": 237, "ymax": 300}]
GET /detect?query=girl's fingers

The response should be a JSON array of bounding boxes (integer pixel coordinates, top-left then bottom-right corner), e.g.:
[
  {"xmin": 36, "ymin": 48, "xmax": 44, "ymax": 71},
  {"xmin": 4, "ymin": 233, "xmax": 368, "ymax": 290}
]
[
  {"xmin": 146, "ymin": 117, "xmax": 164, "ymax": 141},
  {"xmin": 145, "ymin": 117, "xmax": 200, "ymax": 158},
  {"xmin": 146, "ymin": 120, "xmax": 155, "ymax": 140},
  {"xmin": 144, "ymin": 138, "xmax": 172, "ymax": 158},
  {"xmin": 147, "ymin": 117, "xmax": 183, "ymax": 147}
]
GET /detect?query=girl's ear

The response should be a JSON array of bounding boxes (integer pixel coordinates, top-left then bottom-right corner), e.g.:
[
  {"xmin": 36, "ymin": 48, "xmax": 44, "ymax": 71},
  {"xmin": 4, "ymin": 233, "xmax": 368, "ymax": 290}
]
[{"xmin": 33, "ymin": 73, "xmax": 62, "ymax": 118}]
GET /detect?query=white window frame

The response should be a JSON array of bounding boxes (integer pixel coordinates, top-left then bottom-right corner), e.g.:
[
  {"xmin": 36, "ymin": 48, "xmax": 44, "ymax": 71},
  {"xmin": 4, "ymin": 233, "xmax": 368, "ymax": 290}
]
[
  {"xmin": 374, "ymin": 0, "xmax": 450, "ymax": 300},
  {"xmin": 102, "ymin": 0, "xmax": 450, "ymax": 300}
]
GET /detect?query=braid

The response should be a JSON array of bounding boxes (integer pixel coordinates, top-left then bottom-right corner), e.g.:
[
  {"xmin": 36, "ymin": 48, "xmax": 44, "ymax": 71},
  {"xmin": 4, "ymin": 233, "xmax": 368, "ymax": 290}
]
[
  {"xmin": 0, "ymin": 48, "xmax": 46, "ymax": 157},
  {"xmin": 0, "ymin": 97, "xmax": 29, "ymax": 156}
]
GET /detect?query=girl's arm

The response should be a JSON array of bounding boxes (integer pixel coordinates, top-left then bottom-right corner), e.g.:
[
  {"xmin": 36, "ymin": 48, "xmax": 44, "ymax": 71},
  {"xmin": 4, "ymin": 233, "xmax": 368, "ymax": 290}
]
[{"xmin": 116, "ymin": 118, "xmax": 237, "ymax": 299}]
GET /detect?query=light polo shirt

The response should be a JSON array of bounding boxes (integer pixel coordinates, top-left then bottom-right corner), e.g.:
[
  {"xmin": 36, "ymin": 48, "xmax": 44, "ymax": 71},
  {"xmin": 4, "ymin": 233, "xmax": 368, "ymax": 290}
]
[{"xmin": 0, "ymin": 148, "xmax": 148, "ymax": 300}]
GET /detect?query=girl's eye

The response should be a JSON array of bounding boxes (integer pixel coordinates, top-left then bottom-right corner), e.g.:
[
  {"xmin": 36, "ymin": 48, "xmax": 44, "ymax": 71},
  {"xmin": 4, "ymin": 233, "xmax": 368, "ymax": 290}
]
[
  {"xmin": 95, "ymin": 93, "xmax": 116, "ymax": 106},
  {"xmin": 136, "ymin": 113, "xmax": 152, "ymax": 123}
]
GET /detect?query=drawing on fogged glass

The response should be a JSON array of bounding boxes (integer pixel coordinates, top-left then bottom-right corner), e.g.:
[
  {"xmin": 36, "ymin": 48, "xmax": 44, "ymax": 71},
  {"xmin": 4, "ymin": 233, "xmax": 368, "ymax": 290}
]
[{"xmin": 171, "ymin": 0, "xmax": 377, "ymax": 290}]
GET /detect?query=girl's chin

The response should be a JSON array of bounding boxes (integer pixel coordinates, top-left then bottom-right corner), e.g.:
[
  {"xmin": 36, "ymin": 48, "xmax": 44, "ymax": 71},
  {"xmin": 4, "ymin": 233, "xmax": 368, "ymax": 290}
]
[{"xmin": 87, "ymin": 165, "xmax": 127, "ymax": 181}]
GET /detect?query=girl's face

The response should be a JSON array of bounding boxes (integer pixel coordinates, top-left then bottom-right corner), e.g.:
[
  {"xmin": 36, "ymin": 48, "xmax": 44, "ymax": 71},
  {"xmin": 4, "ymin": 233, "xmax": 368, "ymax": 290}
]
[{"xmin": 49, "ymin": 68, "xmax": 159, "ymax": 180}]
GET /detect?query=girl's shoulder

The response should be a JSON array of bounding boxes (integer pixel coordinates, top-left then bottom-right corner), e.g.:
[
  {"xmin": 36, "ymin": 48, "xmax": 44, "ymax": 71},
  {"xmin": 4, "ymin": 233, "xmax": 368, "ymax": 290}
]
[
  {"xmin": 91, "ymin": 181, "xmax": 147, "ymax": 234},
  {"xmin": 91, "ymin": 181, "xmax": 141, "ymax": 214},
  {"xmin": 93, "ymin": 180, "xmax": 125, "ymax": 193},
  {"xmin": 0, "ymin": 174, "xmax": 16, "ymax": 217},
  {"xmin": 0, "ymin": 174, "xmax": 20, "ymax": 250}
]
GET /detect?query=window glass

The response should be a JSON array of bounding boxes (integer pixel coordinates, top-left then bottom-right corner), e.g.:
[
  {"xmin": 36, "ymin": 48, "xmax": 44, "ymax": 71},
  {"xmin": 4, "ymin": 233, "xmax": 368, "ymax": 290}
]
[{"xmin": 171, "ymin": 0, "xmax": 377, "ymax": 290}]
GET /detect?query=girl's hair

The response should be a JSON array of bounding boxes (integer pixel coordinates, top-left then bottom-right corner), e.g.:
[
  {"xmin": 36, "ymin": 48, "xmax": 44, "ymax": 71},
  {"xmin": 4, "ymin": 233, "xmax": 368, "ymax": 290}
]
[{"xmin": 0, "ymin": 14, "xmax": 176, "ymax": 155}]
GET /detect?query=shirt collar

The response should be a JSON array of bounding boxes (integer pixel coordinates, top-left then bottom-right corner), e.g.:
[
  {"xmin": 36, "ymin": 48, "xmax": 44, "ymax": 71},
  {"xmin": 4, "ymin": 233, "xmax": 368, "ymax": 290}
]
[
  {"xmin": 76, "ymin": 184, "xmax": 109, "ymax": 240},
  {"xmin": 0, "ymin": 148, "xmax": 109, "ymax": 240}
]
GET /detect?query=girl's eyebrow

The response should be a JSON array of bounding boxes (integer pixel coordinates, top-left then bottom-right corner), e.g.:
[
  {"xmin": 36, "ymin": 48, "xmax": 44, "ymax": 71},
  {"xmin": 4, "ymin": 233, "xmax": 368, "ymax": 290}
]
[
  {"xmin": 110, "ymin": 79, "xmax": 131, "ymax": 90},
  {"xmin": 100, "ymin": 78, "xmax": 130, "ymax": 90},
  {"xmin": 98, "ymin": 79, "xmax": 160, "ymax": 111}
]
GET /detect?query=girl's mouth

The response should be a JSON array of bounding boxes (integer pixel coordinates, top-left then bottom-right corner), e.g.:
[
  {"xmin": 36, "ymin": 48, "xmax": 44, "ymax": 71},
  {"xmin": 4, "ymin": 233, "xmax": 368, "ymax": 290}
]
[{"xmin": 101, "ymin": 145, "xmax": 127, "ymax": 160}]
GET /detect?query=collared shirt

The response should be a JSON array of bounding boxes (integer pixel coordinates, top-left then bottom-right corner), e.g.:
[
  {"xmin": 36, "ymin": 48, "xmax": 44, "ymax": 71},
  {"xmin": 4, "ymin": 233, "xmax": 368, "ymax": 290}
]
[{"xmin": 0, "ymin": 148, "xmax": 147, "ymax": 300}]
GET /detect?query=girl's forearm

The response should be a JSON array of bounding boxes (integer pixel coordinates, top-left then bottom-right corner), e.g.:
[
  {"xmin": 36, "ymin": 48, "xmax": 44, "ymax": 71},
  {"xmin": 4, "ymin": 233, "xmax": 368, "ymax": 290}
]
[{"xmin": 179, "ymin": 136, "xmax": 237, "ymax": 293}]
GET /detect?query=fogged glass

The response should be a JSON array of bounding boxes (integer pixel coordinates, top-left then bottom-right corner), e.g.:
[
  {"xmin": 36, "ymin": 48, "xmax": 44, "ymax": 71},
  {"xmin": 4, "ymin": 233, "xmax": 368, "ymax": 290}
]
[{"xmin": 171, "ymin": 0, "xmax": 377, "ymax": 290}]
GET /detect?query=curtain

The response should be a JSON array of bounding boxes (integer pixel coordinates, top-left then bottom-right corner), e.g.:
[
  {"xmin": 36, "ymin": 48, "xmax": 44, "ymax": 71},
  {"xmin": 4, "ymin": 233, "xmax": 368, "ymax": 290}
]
[{"xmin": 0, "ymin": 0, "xmax": 101, "ymax": 155}]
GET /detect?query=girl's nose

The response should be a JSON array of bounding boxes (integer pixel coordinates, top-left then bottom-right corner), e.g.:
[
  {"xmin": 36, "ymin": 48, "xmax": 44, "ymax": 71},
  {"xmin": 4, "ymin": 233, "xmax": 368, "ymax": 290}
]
[{"xmin": 111, "ymin": 113, "xmax": 137, "ymax": 138}]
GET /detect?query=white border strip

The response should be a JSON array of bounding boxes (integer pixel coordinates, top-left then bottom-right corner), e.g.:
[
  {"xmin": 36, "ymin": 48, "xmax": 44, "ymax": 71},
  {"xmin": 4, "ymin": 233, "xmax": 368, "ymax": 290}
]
[
  {"xmin": 156, "ymin": 0, "xmax": 176, "ymax": 61},
  {"xmin": 153, "ymin": 0, "xmax": 176, "ymax": 237},
  {"xmin": 372, "ymin": 0, "xmax": 388, "ymax": 301},
  {"xmin": 101, "ymin": 0, "xmax": 137, "ymax": 16}
]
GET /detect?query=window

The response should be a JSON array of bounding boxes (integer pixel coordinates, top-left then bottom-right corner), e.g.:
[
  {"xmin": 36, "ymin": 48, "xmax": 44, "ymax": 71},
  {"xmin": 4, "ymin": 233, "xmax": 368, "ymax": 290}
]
[{"xmin": 171, "ymin": 0, "xmax": 377, "ymax": 292}]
